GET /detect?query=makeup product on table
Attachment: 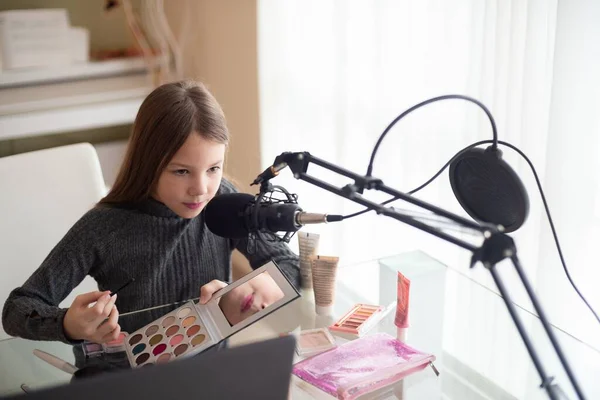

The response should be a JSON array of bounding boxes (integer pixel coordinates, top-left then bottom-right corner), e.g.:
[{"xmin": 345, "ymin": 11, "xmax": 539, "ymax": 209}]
[
  {"xmin": 298, "ymin": 232, "xmax": 320, "ymax": 289},
  {"xmin": 78, "ymin": 280, "xmax": 133, "ymax": 358},
  {"xmin": 124, "ymin": 261, "xmax": 300, "ymax": 368},
  {"xmin": 310, "ymin": 255, "xmax": 339, "ymax": 315},
  {"xmin": 292, "ymin": 332, "xmax": 436, "ymax": 400},
  {"xmin": 296, "ymin": 328, "xmax": 337, "ymax": 357},
  {"xmin": 33, "ymin": 349, "xmax": 78, "ymax": 375},
  {"xmin": 103, "ymin": 332, "xmax": 129, "ymax": 353},
  {"xmin": 329, "ymin": 303, "xmax": 394, "ymax": 339},
  {"xmin": 82, "ymin": 341, "xmax": 104, "ymax": 358},
  {"xmin": 395, "ymin": 271, "xmax": 411, "ymax": 341}
]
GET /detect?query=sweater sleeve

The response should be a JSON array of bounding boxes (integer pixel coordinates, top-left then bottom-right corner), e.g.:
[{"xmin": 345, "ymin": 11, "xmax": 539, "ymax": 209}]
[
  {"xmin": 218, "ymin": 179, "xmax": 301, "ymax": 289},
  {"xmin": 1, "ymin": 214, "xmax": 99, "ymax": 343}
]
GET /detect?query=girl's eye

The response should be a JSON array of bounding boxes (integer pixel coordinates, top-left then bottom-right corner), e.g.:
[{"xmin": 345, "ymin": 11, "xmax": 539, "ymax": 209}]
[
  {"xmin": 208, "ymin": 166, "xmax": 221, "ymax": 173},
  {"xmin": 174, "ymin": 169, "xmax": 189, "ymax": 176}
]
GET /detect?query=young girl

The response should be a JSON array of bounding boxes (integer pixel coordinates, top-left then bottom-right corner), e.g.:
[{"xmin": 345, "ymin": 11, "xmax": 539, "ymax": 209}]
[{"xmin": 2, "ymin": 80, "xmax": 300, "ymax": 345}]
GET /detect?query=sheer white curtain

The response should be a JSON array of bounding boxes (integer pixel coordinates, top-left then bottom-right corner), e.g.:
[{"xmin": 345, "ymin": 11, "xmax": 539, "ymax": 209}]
[{"xmin": 258, "ymin": 0, "xmax": 599, "ymax": 398}]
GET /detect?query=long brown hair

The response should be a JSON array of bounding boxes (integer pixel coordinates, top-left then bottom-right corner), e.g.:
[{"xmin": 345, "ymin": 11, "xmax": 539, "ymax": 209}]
[{"xmin": 100, "ymin": 80, "xmax": 229, "ymax": 205}]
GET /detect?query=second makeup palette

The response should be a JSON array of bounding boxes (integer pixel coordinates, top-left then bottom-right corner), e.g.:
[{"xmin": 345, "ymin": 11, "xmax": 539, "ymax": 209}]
[{"xmin": 329, "ymin": 303, "xmax": 390, "ymax": 339}]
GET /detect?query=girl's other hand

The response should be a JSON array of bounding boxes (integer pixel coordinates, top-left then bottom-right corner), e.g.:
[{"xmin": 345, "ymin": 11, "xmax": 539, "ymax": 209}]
[{"xmin": 199, "ymin": 280, "xmax": 227, "ymax": 304}]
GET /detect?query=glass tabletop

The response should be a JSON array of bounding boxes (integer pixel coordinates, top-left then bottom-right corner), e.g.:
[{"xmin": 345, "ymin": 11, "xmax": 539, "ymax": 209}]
[{"xmin": 0, "ymin": 251, "xmax": 598, "ymax": 399}]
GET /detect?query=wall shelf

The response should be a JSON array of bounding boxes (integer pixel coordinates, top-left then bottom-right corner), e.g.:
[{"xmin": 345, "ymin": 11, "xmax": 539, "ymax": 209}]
[{"xmin": 0, "ymin": 73, "xmax": 153, "ymax": 141}]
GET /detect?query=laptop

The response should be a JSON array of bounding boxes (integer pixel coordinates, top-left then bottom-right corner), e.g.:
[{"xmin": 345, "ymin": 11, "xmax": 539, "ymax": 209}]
[{"xmin": 4, "ymin": 336, "xmax": 296, "ymax": 400}]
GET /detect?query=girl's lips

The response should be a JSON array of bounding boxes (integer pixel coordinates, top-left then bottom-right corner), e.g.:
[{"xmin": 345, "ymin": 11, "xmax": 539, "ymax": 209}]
[
  {"xmin": 241, "ymin": 294, "xmax": 254, "ymax": 313},
  {"xmin": 183, "ymin": 202, "xmax": 203, "ymax": 210}
]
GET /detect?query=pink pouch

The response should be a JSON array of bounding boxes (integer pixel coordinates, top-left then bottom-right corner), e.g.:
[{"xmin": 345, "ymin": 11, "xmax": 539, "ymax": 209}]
[{"xmin": 292, "ymin": 332, "xmax": 436, "ymax": 400}]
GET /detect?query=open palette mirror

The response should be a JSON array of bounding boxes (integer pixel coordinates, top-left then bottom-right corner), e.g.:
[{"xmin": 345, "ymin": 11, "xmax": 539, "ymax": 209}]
[{"xmin": 123, "ymin": 261, "xmax": 299, "ymax": 368}]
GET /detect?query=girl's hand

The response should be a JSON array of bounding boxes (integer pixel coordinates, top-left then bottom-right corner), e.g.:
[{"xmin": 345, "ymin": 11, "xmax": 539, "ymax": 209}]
[
  {"xmin": 199, "ymin": 280, "xmax": 227, "ymax": 304},
  {"xmin": 63, "ymin": 291, "xmax": 121, "ymax": 343}
]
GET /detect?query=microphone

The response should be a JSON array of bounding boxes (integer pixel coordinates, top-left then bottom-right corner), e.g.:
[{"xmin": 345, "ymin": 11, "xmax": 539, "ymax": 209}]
[{"xmin": 205, "ymin": 193, "xmax": 342, "ymax": 239}]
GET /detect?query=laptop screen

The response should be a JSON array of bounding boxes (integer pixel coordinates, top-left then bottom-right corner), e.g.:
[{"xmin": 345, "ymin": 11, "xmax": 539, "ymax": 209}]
[{"xmin": 5, "ymin": 336, "xmax": 296, "ymax": 400}]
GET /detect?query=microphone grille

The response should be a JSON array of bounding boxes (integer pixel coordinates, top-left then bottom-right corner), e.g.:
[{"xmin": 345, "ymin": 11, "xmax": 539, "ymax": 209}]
[
  {"xmin": 205, "ymin": 193, "xmax": 255, "ymax": 238},
  {"xmin": 449, "ymin": 147, "xmax": 529, "ymax": 233}
]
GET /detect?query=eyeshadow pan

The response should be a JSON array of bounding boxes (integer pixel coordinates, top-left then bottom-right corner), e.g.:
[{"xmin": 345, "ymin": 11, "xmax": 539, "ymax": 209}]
[
  {"xmin": 355, "ymin": 312, "xmax": 373, "ymax": 317},
  {"xmin": 152, "ymin": 343, "xmax": 167, "ymax": 356},
  {"xmin": 136, "ymin": 353, "xmax": 150, "ymax": 365},
  {"xmin": 156, "ymin": 354, "xmax": 171, "ymax": 364},
  {"xmin": 299, "ymin": 332, "xmax": 328, "ymax": 348},
  {"xmin": 170, "ymin": 334, "xmax": 184, "ymax": 347},
  {"xmin": 182, "ymin": 316, "xmax": 196, "ymax": 328},
  {"xmin": 129, "ymin": 334, "xmax": 143, "ymax": 346},
  {"xmin": 162, "ymin": 316, "xmax": 175, "ymax": 327},
  {"xmin": 295, "ymin": 328, "xmax": 336, "ymax": 357},
  {"xmin": 84, "ymin": 343, "xmax": 102, "ymax": 351},
  {"xmin": 165, "ymin": 325, "xmax": 179, "ymax": 337},
  {"xmin": 358, "ymin": 306, "xmax": 377, "ymax": 311},
  {"xmin": 149, "ymin": 334, "xmax": 163, "ymax": 346},
  {"xmin": 177, "ymin": 307, "xmax": 192, "ymax": 318},
  {"xmin": 174, "ymin": 344, "xmax": 188, "ymax": 356},
  {"xmin": 348, "ymin": 318, "xmax": 366, "ymax": 323},
  {"xmin": 132, "ymin": 343, "xmax": 146, "ymax": 355},
  {"xmin": 186, "ymin": 325, "xmax": 201, "ymax": 337},
  {"xmin": 190, "ymin": 334, "xmax": 206, "ymax": 346},
  {"xmin": 145, "ymin": 325, "xmax": 159, "ymax": 336}
]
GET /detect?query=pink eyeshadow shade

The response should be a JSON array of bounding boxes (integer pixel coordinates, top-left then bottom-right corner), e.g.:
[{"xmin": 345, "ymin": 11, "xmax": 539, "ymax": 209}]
[
  {"xmin": 106, "ymin": 332, "xmax": 127, "ymax": 347},
  {"xmin": 170, "ymin": 334, "xmax": 184, "ymax": 346}
]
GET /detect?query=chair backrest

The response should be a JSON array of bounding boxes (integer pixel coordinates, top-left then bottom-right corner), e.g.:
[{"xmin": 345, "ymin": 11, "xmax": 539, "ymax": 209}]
[{"xmin": 0, "ymin": 143, "xmax": 107, "ymax": 339}]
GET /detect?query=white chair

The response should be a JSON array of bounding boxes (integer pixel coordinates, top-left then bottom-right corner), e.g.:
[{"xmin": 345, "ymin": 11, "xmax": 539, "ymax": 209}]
[{"xmin": 0, "ymin": 143, "xmax": 106, "ymax": 339}]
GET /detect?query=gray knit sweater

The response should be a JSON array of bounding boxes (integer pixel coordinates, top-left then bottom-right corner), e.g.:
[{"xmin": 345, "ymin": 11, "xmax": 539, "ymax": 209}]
[{"xmin": 2, "ymin": 179, "xmax": 300, "ymax": 343}]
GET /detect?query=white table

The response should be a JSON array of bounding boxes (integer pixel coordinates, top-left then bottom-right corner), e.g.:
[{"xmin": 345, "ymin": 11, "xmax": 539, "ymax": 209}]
[{"xmin": 1, "ymin": 251, "xmax": 597, "ymax": 399}]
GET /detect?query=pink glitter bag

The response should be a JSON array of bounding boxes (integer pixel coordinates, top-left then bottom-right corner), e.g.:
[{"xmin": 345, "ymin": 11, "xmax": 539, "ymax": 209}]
[{"xmin": 292, "ymin": 332, "xmax": 436, "ymax": 399}]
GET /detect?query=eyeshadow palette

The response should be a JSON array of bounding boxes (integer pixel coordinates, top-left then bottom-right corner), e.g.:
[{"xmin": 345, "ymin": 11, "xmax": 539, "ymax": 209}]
[
  {"xmin": 125, "ymin": 301, "xmax": 216, "ymax": 367},
  {"xmin": 329, "ymin": 303, "xmax": 392, "ymax": 339},
  {"xmin": 124, "ymin": 261, "xmax": 300, "ymax": 368},
  {"xmin": 296, "ymin": 328, "xmax": 337, "ymax": 357}
]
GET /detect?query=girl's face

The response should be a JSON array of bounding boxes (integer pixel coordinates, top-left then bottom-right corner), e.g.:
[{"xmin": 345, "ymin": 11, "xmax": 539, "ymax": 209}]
[
  {"xmin": 218, "ymin": 272, "xmax": 285, "ymax": 325},
  {"xmin": 153, "ymin": 132, "xmax": 226, "ymax": 219}
]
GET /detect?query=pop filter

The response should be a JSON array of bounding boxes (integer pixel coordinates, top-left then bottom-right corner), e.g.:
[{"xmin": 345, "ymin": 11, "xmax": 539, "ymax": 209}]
[{"xmin": 449, "ymin": 146, "xmax": 529, "ymax": 232}]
